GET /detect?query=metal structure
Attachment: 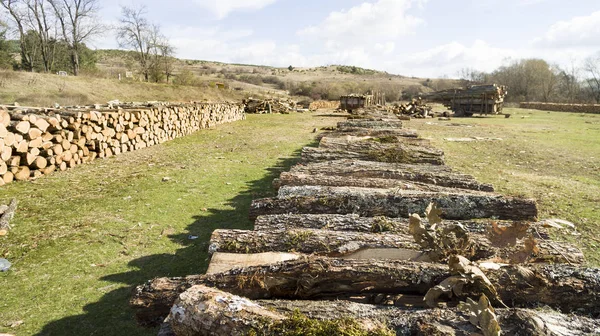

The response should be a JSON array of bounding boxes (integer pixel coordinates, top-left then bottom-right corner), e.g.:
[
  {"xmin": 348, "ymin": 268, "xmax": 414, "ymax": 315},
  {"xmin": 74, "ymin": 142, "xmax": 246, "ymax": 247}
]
[{"xmin": 423, "ymin": 84, "xmax": 508, "ymax": 117}]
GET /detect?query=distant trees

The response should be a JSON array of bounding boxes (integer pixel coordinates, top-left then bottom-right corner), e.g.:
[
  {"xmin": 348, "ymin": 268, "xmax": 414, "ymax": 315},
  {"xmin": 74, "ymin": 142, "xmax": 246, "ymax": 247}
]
[
  {"xmin": 117, "ymin": 5, "xmax": 174, "ymax": 83},
  {"xmin": 48, "ymin": 0, "xmax": 103, "ymax": 76},
  {"xmin": 0, "ymin": 0, "xmax": 99, "ymax": 74},
  {"xmin": 583, "ymin": 53, "xmax": 600, "ymax": 103}
]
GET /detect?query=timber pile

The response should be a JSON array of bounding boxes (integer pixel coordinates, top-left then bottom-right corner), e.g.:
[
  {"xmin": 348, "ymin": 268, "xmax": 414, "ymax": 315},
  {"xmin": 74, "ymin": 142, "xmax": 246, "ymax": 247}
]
[
  {"xmin": 243, "ymin": 98, "xmax": 296, "ymax": 114},
  {"xmin": 309, "ymin": 100, "xmax": 340, "ymax": 110},
  {"xmin": 131, "ymin": 108, "xmax": 599, "ymax": 336},
  {"xmin": 424, "ymin": 84, "xmax": 508, "ymax": 103},
  {"xmin": 394, "ymin": 98, "xmax": 435, "ymax": 118},
  {"xmin": 0, "ymin": 102, "xmax": 245, "ymax": 184},
  {"xmin": 520, "ymin": 102, "xmax": 600, "ymax": 114}
]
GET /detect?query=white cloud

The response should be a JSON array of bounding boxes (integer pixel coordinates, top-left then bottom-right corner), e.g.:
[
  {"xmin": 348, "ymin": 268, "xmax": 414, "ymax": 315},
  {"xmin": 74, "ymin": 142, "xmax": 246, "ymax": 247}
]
[
  {"xmin": 399, "ymin": 40, "xmax": 518, "ymax": 77},
  {"xmin": 298, "ymin": 0, "xmax": 425, "ymax": 44},
  {"xmin": 534, "ymin": 11, "xmax": 600, "ymax": 48},
  {"xmin": 194, "ymin": 0, "xmax": 278, "ymax": 19}
]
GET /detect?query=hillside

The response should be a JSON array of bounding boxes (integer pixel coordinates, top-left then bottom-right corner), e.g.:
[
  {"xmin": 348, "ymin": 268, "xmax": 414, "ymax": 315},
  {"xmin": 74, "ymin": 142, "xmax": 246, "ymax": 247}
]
[{"xmin": 0, "ymin": 49, "xmax": 458, "ymax": 107}]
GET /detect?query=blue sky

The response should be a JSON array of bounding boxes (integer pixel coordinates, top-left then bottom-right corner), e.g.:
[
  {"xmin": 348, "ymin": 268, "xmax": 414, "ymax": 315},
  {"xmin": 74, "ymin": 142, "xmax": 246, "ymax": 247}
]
[{"xmin": 92, "ymin": 0, "xmax": 600, "ymax": 78}]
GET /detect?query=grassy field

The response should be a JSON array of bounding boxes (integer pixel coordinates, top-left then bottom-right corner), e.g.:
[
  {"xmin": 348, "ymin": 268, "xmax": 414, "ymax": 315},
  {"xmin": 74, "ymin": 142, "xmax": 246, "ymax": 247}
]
[
  {"xmin": 0, "ymin": 107, "xmax": 598, "ymax": 335},
  {"xmin": 413, "ymin": 107, "xmax": 600, "ymax": 264},
  {"xmin": 0, "ymin": 112, "xmax": 344, "ymax": 336}
]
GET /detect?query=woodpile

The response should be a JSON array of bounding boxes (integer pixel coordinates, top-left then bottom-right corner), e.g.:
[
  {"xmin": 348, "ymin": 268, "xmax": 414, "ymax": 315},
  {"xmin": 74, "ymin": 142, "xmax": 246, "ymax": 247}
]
[
  {"xmin": 393, "ymin": 98, "xmax": 436, "ymax": 118},
  {"xmin": 520, "ymin": 102, "xmax": 600, "ymax": 114},
  {"xmin": 424, "ymin": 84, "xmax": 508, "ymax": 116},
  {"xmin": 243, "ymin": 98, "xmax": 296, "ymax": 114},
  {"xmin": 0, "ymin": 102, "xmax": 245, "ymax": 184},
  {"xmin": 131, "ymin": 108, "xmax": 599, "ymax": 335},
  {"xmin": 308, "ymin": 100, "xmax": 340, "ymax": 110}
]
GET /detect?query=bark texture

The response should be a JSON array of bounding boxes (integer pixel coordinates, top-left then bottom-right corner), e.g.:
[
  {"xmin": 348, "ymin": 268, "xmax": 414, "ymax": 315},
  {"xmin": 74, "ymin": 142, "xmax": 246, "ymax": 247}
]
[
  {"xmin": 301, "ymin": 146, "xmax": 445, "ymax": 165},
  {"xmin": 290, "ymin": 159, "xmax": 494, "ymax": 191}
]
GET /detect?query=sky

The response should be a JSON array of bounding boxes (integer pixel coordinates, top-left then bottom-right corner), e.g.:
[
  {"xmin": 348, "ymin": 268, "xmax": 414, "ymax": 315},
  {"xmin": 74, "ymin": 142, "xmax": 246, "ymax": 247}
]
[{"xmin": 90, "ymin": 0, "xmax": 600, "ymax": 78}]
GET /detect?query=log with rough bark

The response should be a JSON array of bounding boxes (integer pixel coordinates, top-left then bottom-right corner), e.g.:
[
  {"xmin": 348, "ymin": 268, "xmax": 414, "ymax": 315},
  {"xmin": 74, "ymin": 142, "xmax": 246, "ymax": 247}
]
[
  {"xmin": 209, "ymin": 228, "xmax": 583, "ymax": 264},
  {"xmin": 290, "ymin": 159, "xmax": 494, "ymax": 191},
  {"xmin": 337, "ymin": 120, "xmax": 404, "ymax": 129},
  {"xmin": 274, "ymin": 171, "xmax": 493, "ymax": 193},
  {"xmin": 319, "ymin": 135, "xmax": 432, "ymax": 148},
  {"xmin": 301, "ymin": 146, "xmax": 445, "ymax": 165},
  {"xmin": 167, "ymin": 287, "xmax": 600, "ymax": 336},
  {"xmin": 131, "ymin": 257, "xmax": 600, "ymax": 326},
  {"xmin": 250, "ymin": 186, "xmax": 537, "ymax": 221},
  {"xmin": 323, "ymin": 128, "xmax": 419, "ymax": 138}
]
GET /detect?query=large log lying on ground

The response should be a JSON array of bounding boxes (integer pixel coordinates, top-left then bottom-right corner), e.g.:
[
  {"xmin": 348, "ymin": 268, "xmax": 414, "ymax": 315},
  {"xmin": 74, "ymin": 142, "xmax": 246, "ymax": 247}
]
[
  {"xmin": 337, "ymin": 120, "xmax": 404, "ymax": 129},
  {"xmin": 290, "ymin": 159, "xmax": 493, "ymax": 191},
  {"xmin": 131, "ymin": 257, "xmax": 600, "ymax": 326},
  {"xmin": 250, "ymin": 186, "xmax": 537, "ymax": 221},
  {"xmin": 167, "ymin": 286, "xmax": 600, "ymax": 336},
  {"xmin": 324, "ymin": 128, "xmax": 419, "ymax": 138},
  {"xmin": 274, "ymin": 171, "xmax": 494, "ymax": 193},
  {"xmin": 209, "ymin": 228, "xmax": 583, "ymax": 264},
  {"xmin": 319, "ymin": 135, "xmax": 432, "ymax": 148},
  {"xmin": 301, "ymin": 146, "xmax": 445, "ymax": 165}
]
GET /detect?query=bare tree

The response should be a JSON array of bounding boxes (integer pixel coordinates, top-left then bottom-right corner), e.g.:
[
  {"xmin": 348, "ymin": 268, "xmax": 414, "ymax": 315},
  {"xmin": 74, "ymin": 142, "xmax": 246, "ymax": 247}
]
[
  {"xmin": 0, "ymin": 0, "xmax": 35, "ymax": 70},
  {"xmin": 584, "ymin": 53, "xmax": 600, "ymax": 103},
  {"xmin": 47, "ymin": 0, "xmax": 101, "ymax": 76},
  {"xmin": 117, "ymin": 5, "xmax": 152, "ymax": 81},
  {"xmin": 24, "ymin": 0, "xmax": 55, "ymax": 72}
]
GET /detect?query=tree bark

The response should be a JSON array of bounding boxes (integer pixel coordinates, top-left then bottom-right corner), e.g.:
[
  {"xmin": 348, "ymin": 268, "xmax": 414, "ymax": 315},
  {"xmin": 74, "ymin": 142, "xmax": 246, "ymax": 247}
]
[
  {"xmin": 131, "ymin": 257, "xmax": 600, "ymax": 327},
  {"xmin": 290, "ymin": 159, "xmax": 494, "ymax": 191},
  {"xmin": 250, "ymin": 186, "xmax": 537, "ymax": 221},
  {"xmin": 337, "ymin": 120, "xmax": 405, "ymax": 129},
  {"xmin": 274, "ymin": 171, "xmax": 493, "ymax": 193},
  {"xmin": 301, "ymin": 146, "xmax": 445, "ymax": 165},
  {"xmin": 319, "ymin": 135, "xmax": 432, "ymax": 148},
  {"xmin": 323, "ymin": 128, "xmax": 419, "ymax": 138},
  {"xmin": 166, "ymin": 286, "xmax": 600, "ymax": 336},
  {"xmin": 210, "ymin": 228, "xmax": 583, "ymax": 264}
]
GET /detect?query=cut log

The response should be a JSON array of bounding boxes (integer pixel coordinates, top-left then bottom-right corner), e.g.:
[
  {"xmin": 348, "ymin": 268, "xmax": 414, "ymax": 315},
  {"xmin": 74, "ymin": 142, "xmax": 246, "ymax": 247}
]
[
  {"xmin": 131, "ymin": 257, "xmax": 600, "ymax": 327},
  {"xmin": 302, "ymin": 146, "xmax": 445, "ymax": 165},
  {"xmin": 319, "ymin": 135, "xmax": 431, "ymax": 148},
  {"xmin": 274, "ymin": 171, "xmax": 493, "ymax": 193},
  {"xmin": 250, "ymin": 186, "xmax": 538, "ymax": 221},
  {"xmin": 14, "ymin": 140, "xmax": 28, "ymax": 153},
  {"xmin": 2, "ymin": 172, "xmax": 13, "ymax": 184},
  {"xmin": 168, "ymin": 287, "xmax": 600, "ymax": 336},
  {"xmin": 0, "ymin": 162, "xmax": 7, "ymax": 175},
  {"xmin": 211, "ymin": 228, "xmax": 583, "ymax": 265},
  {"xmin": 291, "ymin": 160, "xmax": 494, "ymax": 191},
  {"xmin": 324, "ymin": 128, "xmax": 419, "ymax": 138},
  {"xmin": 206, "ymin": 252, "xmax": 301, "ymax": 275},
  {"xmin": 12, "ymin": 120, "xmax": 30, "ymax": 134},
  {"xmin": 27, "ymin": 127, "xmax": 43, "ymax": 140},
  {"xmin": 14, "ymin": 166, "xmax": 30, "ymax": 181},
  {"xmin": 0, "ymin": 124, "xmax": 7, "ymax": 138},
  {"xmin": 337, "ymin": 120, "xmax": 404, "ymax": 129},
  {"xmin": 31, "ymin": 156, "xmax": 47, "ymax": 169}
]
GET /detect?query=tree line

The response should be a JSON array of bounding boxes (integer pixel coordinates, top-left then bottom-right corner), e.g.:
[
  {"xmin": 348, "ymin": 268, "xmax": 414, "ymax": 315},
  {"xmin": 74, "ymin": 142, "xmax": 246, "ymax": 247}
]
[
  {"xmin": 459, "ymin": 56, "xmax": 600, "ymax": 103},
  {"xmin": 0, "ymin": 1, "xmax": 174, "ymax": 82}
]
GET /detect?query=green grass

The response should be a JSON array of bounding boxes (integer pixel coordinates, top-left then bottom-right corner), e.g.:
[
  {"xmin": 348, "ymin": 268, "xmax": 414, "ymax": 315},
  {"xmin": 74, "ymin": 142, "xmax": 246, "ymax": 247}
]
[
  {"xmin": 0, "ymin": 112, "xmax": 343, "ymax": 336},
  {"xmin": 412, "ymin": 108, "xmax": 600, "ymax": 265}
]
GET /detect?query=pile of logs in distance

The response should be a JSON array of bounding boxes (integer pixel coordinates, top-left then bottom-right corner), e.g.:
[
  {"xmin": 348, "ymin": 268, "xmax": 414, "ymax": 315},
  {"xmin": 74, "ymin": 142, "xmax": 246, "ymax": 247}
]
[
  {"xmin": 0, "ymin": 102, "xmax": 245, "ymax": 185},
  {"xmin": 131, "ymin": 109, "xmax": 600, "ymax": 335},
  {"xmin": 309, "ymin": 100, "xmax": 341, "ymax": 110},
  {"xmin": 520, "ymin": 102, "xmax": 600, "ymax": 114}
]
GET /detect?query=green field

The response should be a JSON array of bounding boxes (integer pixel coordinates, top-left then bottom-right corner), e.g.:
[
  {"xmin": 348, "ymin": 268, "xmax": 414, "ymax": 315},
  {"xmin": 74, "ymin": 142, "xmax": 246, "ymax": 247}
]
[{"xmin": 0, "ymin": 108, "xmax": 599, "ymax": 335}]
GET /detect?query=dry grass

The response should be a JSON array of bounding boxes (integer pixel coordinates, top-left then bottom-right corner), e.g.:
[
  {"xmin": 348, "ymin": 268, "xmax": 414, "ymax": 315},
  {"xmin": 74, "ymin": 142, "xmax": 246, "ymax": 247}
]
[{"xmin": 0, "ymin": 70, "xmax": 248, "ymax": 107}]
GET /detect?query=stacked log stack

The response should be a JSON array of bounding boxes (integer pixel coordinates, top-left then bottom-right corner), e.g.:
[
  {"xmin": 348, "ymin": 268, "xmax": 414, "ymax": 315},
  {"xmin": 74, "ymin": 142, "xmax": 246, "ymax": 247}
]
[
  {"xmin": 0, "ymin": 102, "xmax": 245, "ymax": 184},
  {"xmin": 309, "ymin": 100, "xmax": 341, "ymax": 110},
  {"xmin": 131, "ymin": 110, "xmax": 600, "ymax": 335}
]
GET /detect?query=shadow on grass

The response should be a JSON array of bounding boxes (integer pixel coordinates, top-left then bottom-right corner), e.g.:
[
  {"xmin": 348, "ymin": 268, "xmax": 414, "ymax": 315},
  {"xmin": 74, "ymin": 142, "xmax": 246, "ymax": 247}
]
[{"xmin": 36, "ymin": 142, "xmax": 316, "ymax": 336}]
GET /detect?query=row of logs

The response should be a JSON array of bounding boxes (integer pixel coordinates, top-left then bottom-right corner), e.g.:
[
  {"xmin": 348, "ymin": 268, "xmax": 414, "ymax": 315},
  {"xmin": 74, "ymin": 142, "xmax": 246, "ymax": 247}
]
[
  {"xmin": 0, "ymin": 102, "xmax": 245, "ymax": 185},
  {"xmin": 131, "ymin": 111, "xmax": 599, "ymax": 335}
]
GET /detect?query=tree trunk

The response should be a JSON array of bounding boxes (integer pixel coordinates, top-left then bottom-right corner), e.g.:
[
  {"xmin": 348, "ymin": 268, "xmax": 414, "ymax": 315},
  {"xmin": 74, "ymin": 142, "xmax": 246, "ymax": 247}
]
[
  {"xmin": 337, "ymin": 120, "xmax": 405, "ymax": 129},
  {"xmin": 274, "ymin": 171, "xmax": 492, "ymax": 193},
  {"xmin": 290, "ymin": 159, "xmax": 494, "ymax": 191},
  {"xmin": 319, "ymin": 135, "xmax": 432, "ymax": 148},
  {"xmin": 301, "ymin": 146, "xmax": 445, "ymax": 165},
  {"xmin": 250, "ymin": 186, "xmax": 538, "ymax": 221},
  {"xmin": 131, "ymin": 257, "xmax": 600, "ymax": 327},
  {"xmin": 167, "ymin": 287, "xmax": 600, "ymax": 336},
  {"xmin": 209, "ymin": 228, "xmax": 583, "ymax": 264},
  {"xmin": 324, "ymin": 128, "xmax": 419, "ymax": 138},
  {"xmin": 72, "ymin": 49, "xmax": 80, "ymax": 76}
]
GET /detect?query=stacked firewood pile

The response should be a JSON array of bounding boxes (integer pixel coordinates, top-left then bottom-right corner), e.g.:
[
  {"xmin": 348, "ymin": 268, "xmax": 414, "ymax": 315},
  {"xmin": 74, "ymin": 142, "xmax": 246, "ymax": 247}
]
[
  {"xmin": 243, "ymin": 98, "xmax": 296, "ymax": 114},
  {"xmin": 394, "ymin": 98, "xmax": 434, "ymax": 118},
  {"xmin": 520, "ymin": 102, "xmax": 600, "ymax": 114},
  {"xmin": 0, "ymin": 102, "xmax": 245, "ymax": 184},
  {"xmin": 131, "ymin": 111, "xmax": 599, "ymax": 335},
  {"xmin": 309, "ymin": 100, "xmax": 341, "ymax": 110}
]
